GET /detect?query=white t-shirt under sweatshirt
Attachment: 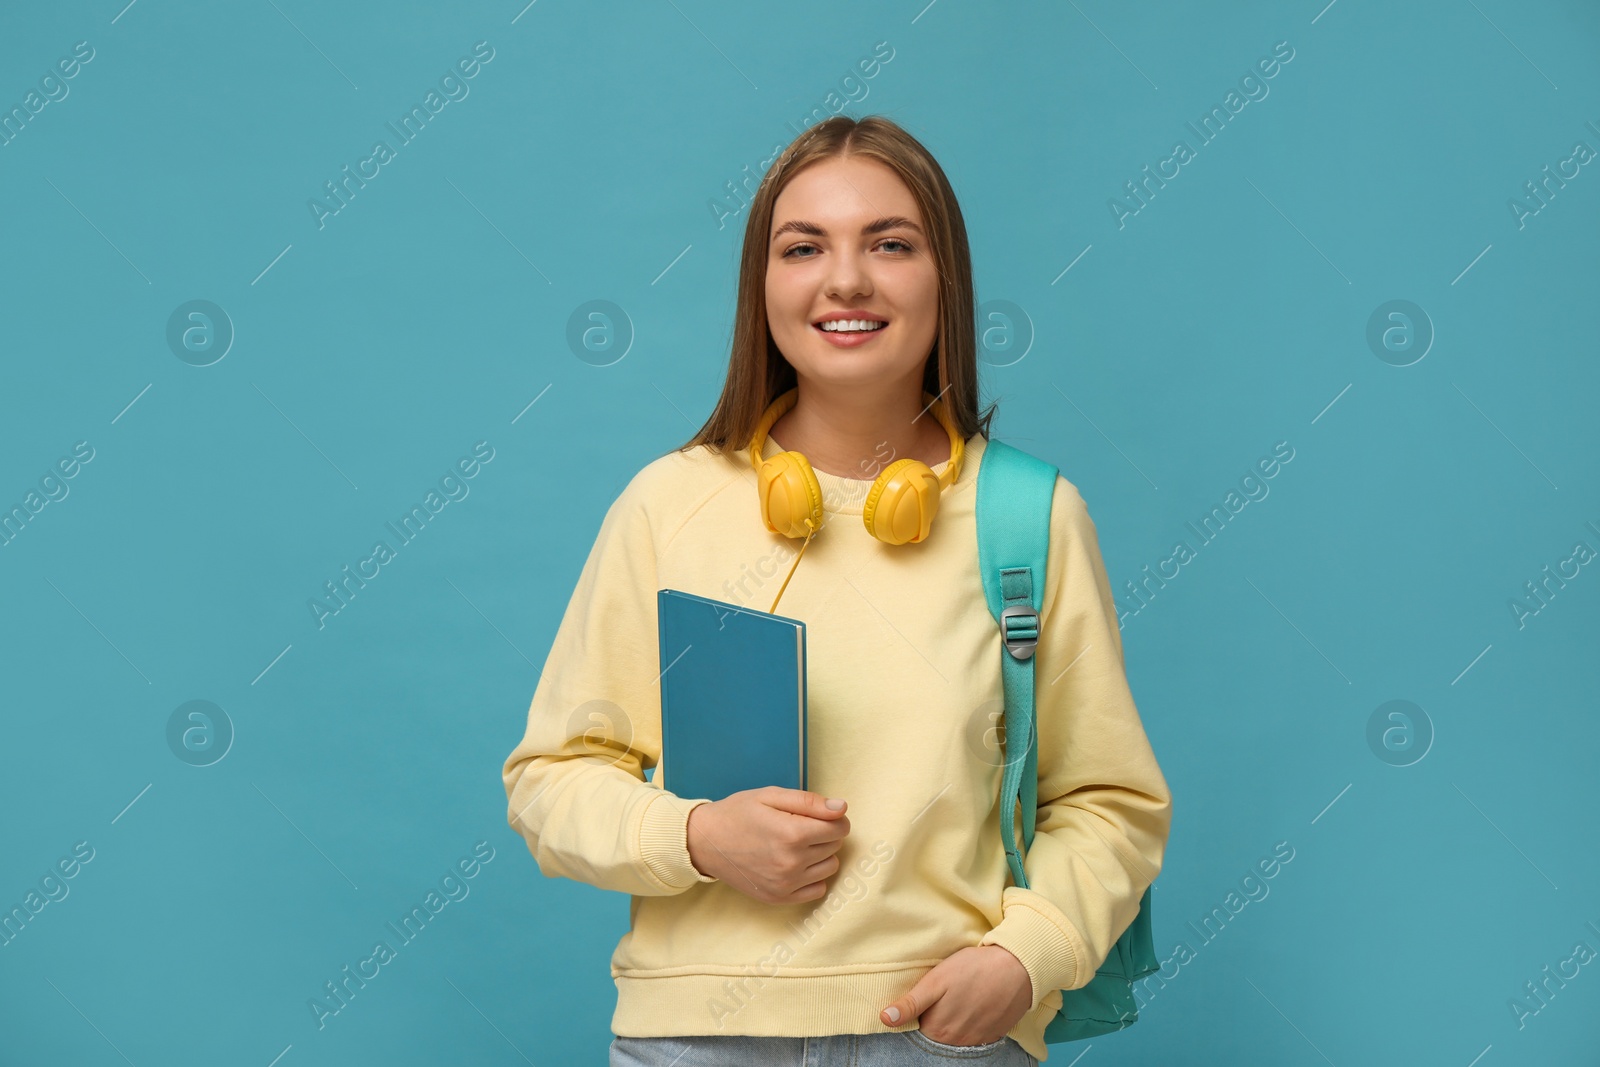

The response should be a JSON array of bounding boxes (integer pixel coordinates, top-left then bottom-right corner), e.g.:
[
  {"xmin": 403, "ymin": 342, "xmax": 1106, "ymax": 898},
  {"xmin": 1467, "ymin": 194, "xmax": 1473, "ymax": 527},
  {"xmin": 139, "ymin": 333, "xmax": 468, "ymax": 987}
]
[{"xmin": 501, "ymin": 430, "xmax": 1173, "ymax": 1063}]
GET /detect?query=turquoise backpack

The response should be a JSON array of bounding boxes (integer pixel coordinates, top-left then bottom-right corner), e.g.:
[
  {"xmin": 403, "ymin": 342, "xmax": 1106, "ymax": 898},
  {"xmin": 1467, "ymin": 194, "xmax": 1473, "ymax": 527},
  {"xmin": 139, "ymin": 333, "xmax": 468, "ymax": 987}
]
[{"xmin": 974, "ymin": 438, "xmax": 1159, "ymax": 1045}]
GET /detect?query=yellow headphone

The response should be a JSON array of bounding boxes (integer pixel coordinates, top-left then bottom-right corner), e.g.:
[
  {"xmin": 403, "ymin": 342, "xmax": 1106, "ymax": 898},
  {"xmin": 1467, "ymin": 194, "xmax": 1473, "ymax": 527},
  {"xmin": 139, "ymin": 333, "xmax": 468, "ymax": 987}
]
[{"xmin": 746, "ymin": 386, "xmax": 967, "ymax": 612}]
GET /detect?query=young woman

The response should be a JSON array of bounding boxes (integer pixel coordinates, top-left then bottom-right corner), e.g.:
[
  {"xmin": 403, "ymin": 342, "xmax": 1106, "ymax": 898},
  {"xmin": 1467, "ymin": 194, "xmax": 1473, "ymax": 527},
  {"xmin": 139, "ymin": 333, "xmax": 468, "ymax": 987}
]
[{"xmin": 502, "ymin": 115, "xmax": 1172, "ymax": 1067}]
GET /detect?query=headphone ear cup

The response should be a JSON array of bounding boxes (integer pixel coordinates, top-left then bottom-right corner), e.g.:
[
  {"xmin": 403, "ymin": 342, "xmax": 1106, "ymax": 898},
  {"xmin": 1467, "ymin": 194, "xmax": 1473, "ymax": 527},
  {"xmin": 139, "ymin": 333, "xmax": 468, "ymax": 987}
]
[
  {"xmin": 756, "ymin": 451, "xmax": 825, "ymax": 538},
  {"xmin": 862, "ymin": 459, "xmax": 941, "ymax": 545}
]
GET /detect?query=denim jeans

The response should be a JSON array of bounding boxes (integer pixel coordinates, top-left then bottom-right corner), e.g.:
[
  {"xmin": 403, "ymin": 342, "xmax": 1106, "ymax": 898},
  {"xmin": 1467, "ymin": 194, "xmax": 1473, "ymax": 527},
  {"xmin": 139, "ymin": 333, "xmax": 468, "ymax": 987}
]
[{"xmin": 610, "ymin": 1031, "xmax": 1038, "ymax": 1066}]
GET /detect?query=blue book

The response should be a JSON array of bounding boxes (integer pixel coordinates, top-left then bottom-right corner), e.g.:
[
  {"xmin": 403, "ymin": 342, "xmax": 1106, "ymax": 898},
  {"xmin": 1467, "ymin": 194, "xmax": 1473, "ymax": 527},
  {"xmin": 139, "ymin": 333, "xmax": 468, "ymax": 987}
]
[{"xmin": 656, "ymin": 589, "xmax": 807, "ymax": 801}]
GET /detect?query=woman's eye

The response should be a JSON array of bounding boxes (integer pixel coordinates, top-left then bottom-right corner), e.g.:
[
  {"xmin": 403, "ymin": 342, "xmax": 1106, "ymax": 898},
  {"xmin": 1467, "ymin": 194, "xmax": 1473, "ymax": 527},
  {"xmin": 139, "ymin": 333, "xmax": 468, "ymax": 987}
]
[{"xmin": 780, "ymin": 239, "xmax": 914, "ymax": 259}]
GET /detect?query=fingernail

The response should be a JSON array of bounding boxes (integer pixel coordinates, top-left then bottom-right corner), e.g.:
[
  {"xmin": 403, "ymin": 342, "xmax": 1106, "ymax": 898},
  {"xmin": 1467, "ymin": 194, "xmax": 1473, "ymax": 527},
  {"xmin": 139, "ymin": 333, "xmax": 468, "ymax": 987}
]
[
  {"xmin": 825, "ymin": 798, "xmax": 844, "ymax": 810},
  {"xmin": 884, "ymin": 1006, "xmax": 900, "ymax": 1023}
]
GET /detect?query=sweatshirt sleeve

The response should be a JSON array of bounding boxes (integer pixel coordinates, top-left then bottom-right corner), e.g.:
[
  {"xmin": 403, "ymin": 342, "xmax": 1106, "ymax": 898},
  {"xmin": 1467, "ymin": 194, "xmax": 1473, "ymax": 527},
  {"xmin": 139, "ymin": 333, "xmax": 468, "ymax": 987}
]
[
  {"xmin": 501, "ymin": 468, "xmax": 720, "ymax": 896},
  {"xmin": 977, "ymin": 477, "xmax": 1173, "ymax": 1006}
]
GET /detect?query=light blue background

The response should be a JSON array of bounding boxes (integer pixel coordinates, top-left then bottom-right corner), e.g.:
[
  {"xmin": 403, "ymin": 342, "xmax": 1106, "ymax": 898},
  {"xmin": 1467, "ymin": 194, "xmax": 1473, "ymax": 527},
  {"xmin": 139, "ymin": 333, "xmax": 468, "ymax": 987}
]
[{"xmin": 2, "ymin": 1, "xmax": 1597, "ymax": 1064}]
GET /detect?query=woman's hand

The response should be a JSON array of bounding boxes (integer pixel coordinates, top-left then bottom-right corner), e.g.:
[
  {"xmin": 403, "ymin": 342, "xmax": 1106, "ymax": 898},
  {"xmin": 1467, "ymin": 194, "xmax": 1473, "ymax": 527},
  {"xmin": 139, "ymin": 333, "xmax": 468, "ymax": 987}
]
[
  {"xmin": 879, "ymin": 944, "xmax": 1034, "ymax": 1047},
  {"xmin": 685, "ymin": 786, "xmax": 851, "ymax": 905}
]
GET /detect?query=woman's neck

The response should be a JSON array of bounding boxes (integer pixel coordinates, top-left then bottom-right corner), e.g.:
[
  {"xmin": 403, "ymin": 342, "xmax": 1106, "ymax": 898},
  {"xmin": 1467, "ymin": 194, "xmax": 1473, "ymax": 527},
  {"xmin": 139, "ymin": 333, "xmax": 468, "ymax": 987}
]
[{"xmin": 769, "ymin": 386, "xmax": 952, "ymax": 479}]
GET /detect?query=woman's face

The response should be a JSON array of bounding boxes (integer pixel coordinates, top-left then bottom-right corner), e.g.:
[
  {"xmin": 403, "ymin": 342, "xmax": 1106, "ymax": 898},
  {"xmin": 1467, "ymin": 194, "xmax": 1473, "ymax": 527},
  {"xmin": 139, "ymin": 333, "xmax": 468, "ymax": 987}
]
[{"xmin": 764, "ymin": 155, "xmax": 940, "ymax": 397}]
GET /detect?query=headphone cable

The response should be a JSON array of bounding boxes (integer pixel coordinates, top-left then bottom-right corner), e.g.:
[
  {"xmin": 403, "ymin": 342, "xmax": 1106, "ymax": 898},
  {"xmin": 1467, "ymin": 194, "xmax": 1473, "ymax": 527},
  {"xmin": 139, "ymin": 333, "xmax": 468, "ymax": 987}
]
[{"xmin": 768, "ymin": 519, "xmax": 819, "ymax": 615}]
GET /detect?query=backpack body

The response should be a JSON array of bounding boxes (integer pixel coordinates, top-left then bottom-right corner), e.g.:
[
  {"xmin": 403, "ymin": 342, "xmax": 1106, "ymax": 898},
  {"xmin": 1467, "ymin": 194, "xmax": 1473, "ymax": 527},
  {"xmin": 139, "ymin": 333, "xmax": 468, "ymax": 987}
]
[{"xmin": 973, "ymin": 437, "xmax": 1159, "ymax": 1044}]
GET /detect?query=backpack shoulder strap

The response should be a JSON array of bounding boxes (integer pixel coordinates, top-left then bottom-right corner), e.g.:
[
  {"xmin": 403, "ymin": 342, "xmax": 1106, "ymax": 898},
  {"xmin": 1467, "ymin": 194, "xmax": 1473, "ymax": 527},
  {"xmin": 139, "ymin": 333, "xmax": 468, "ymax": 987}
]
[{"xmin": 974, "ymin": 438, "xmax": 1059, "ymax": 890}]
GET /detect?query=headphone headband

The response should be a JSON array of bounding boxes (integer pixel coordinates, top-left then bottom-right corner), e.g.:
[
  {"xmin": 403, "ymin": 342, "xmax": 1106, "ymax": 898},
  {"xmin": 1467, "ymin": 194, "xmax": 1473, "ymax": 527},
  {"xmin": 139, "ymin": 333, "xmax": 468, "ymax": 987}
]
[
  {"xmin": 747, "ymin": 387, "xmax": 965, "ymax": 486},
  {"xmin": 747, "ymin": 385, "xmax": 968, "ymax": 552}
]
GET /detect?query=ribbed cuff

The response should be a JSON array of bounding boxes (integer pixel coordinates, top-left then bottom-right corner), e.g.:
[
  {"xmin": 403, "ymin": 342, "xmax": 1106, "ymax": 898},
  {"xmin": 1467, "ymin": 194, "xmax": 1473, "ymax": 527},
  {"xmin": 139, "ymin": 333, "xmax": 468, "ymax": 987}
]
[
  {"xmin": 978, "ymin": 887, "xmax": 1083, "ymax": 1009},
  {"xmin": 639, "ymin": 792, "xmax": 718, "ymax": 890}
]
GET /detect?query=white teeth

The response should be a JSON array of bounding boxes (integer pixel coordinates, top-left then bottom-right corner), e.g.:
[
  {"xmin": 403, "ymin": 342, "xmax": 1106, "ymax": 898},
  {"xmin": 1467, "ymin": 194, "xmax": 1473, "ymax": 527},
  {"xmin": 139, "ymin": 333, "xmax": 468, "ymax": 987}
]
[{"xmin": 817, "ymin": 319, "xmax": 887, "ymax": 333}]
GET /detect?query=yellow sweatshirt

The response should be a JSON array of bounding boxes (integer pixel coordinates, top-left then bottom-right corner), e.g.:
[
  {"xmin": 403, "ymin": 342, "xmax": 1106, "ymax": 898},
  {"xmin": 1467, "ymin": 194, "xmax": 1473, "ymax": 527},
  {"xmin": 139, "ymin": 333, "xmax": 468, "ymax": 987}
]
[{"xmin": 501, "ymin": 431, "xmax": 1173, "ymax": 1062}]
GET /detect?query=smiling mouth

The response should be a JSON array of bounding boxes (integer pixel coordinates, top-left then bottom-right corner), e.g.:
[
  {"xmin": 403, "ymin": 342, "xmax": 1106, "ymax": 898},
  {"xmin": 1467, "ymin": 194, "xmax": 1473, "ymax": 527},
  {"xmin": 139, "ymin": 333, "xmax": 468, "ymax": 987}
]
[{"xmin": 813, "ymin": 320, "xmax": 889, "ymax": 334}]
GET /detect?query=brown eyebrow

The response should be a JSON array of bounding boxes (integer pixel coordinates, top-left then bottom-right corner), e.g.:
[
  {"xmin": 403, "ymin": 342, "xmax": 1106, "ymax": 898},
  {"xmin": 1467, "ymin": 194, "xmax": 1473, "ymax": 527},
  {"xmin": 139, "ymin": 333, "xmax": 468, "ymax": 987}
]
[{"xmin": 770, "ymin": 216, "xmax": 925, "ymax": 243}]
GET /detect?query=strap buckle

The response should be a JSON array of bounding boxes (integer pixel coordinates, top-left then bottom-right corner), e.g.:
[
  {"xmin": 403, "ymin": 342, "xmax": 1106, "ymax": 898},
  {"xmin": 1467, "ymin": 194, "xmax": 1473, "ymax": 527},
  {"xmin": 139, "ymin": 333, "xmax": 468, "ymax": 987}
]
[{"xmin": 1000, "ymin": 604, "xmax": 1039, "ymax": 661}]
